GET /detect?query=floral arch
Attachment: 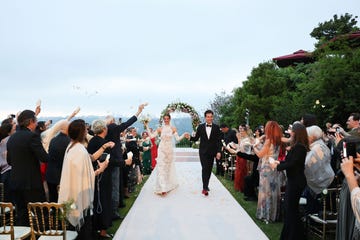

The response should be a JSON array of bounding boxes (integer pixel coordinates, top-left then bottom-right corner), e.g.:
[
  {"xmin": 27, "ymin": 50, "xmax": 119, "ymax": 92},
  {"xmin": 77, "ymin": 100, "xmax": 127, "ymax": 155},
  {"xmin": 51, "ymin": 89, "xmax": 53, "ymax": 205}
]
[{"xmin": 160, "ymin": 102, "xmax": 201, "ymax": 131}]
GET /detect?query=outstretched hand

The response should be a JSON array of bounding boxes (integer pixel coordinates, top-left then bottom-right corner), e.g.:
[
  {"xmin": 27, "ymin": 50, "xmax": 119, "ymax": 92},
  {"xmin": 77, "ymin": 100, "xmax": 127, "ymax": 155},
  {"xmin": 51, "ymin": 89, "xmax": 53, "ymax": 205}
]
[{"xmin": 136, "ymin": 102, "xmax": 148, "ymax": 116}]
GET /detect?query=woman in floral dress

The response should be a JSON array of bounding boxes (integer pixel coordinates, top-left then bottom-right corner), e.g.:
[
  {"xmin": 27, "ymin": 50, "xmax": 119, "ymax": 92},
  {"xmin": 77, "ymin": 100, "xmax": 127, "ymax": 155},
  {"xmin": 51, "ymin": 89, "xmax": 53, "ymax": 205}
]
[{"xmin": 253, "ymin": 121, "xmax": 283, "ymax": 223}]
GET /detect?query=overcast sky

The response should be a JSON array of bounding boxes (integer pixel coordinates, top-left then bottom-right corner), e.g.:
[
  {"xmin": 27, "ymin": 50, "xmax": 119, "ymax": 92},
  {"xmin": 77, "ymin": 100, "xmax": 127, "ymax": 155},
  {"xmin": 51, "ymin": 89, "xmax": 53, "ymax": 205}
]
[{"xmin": 0, "ymin": 0, "xmax": 358, "ymax": 120}]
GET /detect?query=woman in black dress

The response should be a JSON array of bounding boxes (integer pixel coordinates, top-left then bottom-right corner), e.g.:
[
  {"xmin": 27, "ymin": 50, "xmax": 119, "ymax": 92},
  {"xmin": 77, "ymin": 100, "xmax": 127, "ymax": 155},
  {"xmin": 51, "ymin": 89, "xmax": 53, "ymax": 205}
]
[
  {"xmin": 270, "ymin": 123, "xmax": 309, "ymax": 240},
  {"xmin": 87, "ymin": 119, "xmax": 115, "ymax": 238}
]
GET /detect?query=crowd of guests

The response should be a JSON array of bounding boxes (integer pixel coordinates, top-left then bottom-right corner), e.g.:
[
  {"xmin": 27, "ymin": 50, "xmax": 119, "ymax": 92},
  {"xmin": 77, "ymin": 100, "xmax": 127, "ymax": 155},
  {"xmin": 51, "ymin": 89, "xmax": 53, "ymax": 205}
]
[
  {"xmin": 0, "ymin": 102, "xmax": 160, "ymax": 239},
  {"xmin": 219, "ymin": 112, "xmax": 360, "ymax": 240},
  {"xmin": 1, "ymin": 102, "xmax": 359, "ymax": 239}
]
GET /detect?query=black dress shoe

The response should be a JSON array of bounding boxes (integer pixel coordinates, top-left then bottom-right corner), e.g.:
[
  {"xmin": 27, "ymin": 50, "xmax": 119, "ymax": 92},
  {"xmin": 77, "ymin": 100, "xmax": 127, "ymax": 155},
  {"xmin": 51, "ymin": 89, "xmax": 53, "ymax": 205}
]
[
  {"xmin": 244, "ymin": 197, "xmax": 257, "ymax": 202},
  {"xmin": 112, "ymin": 213, "xmax": 124, "ymax": 220}
]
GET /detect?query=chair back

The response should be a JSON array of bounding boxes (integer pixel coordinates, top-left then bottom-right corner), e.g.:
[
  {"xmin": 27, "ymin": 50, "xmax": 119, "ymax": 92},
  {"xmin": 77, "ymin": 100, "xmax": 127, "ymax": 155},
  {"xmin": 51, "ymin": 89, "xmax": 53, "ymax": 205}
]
[
  {"xmin": 307, "ymin": 187, "xmax": 341, "ymax": 239},
  {"xmin": 0, "ymin": 202, "xmax": 14, "ymax": 240},
  {"xmin": 27, "ymin": 202, "xmax": 67, "ymax": 240}
]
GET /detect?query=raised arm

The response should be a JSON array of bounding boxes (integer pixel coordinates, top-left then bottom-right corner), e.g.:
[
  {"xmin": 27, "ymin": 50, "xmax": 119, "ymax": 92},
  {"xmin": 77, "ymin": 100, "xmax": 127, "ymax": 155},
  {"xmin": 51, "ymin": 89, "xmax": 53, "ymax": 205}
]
[
  {"xmin": 67, "ymin": 107, "xmax": 81, "ymax": 121},
  {"xmin": 253, "ymin": 139, "xmax": 270, "ymax": 158}
]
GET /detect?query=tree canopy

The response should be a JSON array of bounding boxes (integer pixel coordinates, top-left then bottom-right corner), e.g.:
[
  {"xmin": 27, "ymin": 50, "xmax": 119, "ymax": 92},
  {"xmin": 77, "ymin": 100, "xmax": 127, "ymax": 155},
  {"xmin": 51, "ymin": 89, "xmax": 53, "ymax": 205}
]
[{"xmin": 211, "ymin": 13, "xmax": 360, "ymax": 130}]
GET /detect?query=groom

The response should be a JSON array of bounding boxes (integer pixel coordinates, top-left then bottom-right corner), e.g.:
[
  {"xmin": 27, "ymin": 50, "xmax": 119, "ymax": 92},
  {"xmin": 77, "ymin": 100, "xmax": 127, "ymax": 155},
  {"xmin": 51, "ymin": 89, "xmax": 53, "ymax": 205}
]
[{"xmin": 187, "ymin": 110, "xmax": 222, "ymax": 196}]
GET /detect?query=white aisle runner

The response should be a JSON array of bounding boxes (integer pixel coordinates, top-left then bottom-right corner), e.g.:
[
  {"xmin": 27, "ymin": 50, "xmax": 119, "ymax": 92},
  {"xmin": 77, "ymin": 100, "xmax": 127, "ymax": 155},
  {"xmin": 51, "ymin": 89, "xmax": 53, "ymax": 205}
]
[{"xmin": 114, "ymin": 161, "xmax": 268, "ymax": 240}]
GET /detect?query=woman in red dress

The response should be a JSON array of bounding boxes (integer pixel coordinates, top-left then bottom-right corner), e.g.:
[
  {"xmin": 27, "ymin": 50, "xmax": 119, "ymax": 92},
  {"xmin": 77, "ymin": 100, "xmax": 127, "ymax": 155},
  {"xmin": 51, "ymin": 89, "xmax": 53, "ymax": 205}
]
[
  {"xmin": 149, "ymin": 128, "xmax": 158, "ymax": 169},
  {"xmin": 234, "ymin": 124, "xmax": 253, "ymax": 192}
]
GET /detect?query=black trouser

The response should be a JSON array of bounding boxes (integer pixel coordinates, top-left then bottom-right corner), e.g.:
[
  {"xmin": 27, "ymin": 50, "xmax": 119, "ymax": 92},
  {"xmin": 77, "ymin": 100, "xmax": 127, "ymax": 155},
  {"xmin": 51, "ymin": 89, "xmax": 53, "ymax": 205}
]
[
  {"xmin": 200, "ymin": 154, "xmax": 214, "ymax": 190},
  {"xmin": 215, "ymin": 158, "xmax": 224, "ymax": 176},
  {"xmin": 47, "ymin": 182, "xmax": 59, "ymax": 203},
  {"xmin": 13, "ymin": 188, "xmax": 46, "ymax": 226},
  {"xmin": 76, "ymin": 213, "xmax": 95, "ymax": 240},
  {"xmin": 236, "ymin": 152, "xmax": 259, "ymax": 198}
]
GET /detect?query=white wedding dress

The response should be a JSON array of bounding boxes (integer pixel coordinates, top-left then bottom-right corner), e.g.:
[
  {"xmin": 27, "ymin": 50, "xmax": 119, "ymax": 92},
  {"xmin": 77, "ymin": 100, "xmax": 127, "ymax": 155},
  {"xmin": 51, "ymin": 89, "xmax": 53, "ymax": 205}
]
[{"xmin": 154, "ymin": 124, "xmax": 179, "ymax": 194}]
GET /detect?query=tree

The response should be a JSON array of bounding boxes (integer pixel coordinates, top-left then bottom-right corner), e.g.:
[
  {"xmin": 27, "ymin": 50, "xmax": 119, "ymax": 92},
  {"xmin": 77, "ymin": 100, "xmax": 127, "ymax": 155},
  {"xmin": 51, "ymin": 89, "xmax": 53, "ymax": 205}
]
[
  {"xmin": 209, "ymin": 91, "xmax": 234, "ymax": 125},
  {"xmin": 311, "ymin": 13, "xmax": 359, "ymax": 48},
  {"xmin": 213, "ymin": 12, "xmax": 360, "ymax": 131}
]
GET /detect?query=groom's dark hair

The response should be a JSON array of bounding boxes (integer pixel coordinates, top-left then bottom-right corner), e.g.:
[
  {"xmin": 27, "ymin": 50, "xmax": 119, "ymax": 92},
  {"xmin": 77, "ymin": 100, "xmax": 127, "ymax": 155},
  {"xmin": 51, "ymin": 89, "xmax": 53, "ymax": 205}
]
[{"xmin": 204, "ymin": 110, "xmax": 214, "ymax": 117}]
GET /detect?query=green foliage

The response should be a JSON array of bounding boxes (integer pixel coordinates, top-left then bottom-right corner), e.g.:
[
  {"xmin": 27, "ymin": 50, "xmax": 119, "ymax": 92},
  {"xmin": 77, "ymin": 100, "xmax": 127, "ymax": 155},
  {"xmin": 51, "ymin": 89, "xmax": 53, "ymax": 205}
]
[
  {"xmin": 217, "ymin": 13, "xmax": 360, "ymax": 129},
  {"xmin": 310, "ymin": 13, "xmax": 359, "ymax": 48},
  {"xmin": 176, "ymin": 138, "xmax": 192, "ymax": 148}
]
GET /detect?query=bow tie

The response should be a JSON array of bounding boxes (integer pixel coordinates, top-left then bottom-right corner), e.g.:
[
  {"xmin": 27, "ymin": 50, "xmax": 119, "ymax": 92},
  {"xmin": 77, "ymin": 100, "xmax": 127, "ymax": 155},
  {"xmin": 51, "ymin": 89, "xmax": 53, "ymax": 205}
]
[{"xmin": 206, "ymin": 124, "xmax": 212, "ymax": 127}]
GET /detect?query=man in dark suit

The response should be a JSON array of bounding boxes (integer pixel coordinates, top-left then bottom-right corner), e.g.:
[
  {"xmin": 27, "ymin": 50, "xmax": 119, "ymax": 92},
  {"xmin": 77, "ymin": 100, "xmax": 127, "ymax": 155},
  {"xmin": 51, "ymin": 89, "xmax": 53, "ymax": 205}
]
[
  {"xmin": 46, "ymin": 123, "xmax": 70, "ymax": 203},
  {"xmin": 7, "ymin": 110, "xmax": 48, "ymax": 225},
  {"xmin": 105, "ymin": 103, "xmax": 145, "ymax": 220},
  {"xmin": 187, "ymin": 110, "xmax": 222, "ymax": 196}
]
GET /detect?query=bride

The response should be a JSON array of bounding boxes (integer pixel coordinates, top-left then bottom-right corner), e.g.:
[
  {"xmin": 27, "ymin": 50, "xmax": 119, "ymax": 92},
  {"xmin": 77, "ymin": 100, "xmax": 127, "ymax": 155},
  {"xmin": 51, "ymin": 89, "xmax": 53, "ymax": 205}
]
[{"xmin": 145, "ymin": 113, "xmax": 188, "ymax": 196}]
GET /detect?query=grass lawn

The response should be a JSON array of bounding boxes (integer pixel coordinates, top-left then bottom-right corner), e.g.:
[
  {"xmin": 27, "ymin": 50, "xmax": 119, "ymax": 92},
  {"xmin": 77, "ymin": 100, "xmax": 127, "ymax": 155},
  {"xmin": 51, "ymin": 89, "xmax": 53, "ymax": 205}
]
[{"xmin": 108, "ymin": 172, "xmax": 283, "ymax": 240}]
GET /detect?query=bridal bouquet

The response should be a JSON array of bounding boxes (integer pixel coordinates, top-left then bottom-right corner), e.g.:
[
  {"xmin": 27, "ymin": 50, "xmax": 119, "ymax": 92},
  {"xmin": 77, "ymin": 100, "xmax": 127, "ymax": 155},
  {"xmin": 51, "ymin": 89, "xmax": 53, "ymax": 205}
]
[{"xmin": 140, "ymin": 114, "xmax": 152, "ymax": 125}]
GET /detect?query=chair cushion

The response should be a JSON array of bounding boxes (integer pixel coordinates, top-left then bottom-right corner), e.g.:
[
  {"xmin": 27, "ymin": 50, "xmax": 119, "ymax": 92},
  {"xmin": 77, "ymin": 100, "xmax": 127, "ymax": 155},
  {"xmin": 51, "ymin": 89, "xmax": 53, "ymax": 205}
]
[
  {"xmin": 38, "ymin": 230, "xmax": 78, "ymax": 240},
  {"xmin": 0, "ymin": 226, "xmax": 31, "ymax": 240}
]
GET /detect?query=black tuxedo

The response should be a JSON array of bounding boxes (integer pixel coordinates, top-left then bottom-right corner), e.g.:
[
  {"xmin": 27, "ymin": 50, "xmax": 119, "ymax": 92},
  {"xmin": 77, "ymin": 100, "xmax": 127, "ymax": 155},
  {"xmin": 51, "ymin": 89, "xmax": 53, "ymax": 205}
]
[
  {"xmin": 7, "ymin": 127, "xmax": 48, "ymax": 225},
  {"xmin": 190, "ymin": 123, "xmax": 222, "ymax": 190}
]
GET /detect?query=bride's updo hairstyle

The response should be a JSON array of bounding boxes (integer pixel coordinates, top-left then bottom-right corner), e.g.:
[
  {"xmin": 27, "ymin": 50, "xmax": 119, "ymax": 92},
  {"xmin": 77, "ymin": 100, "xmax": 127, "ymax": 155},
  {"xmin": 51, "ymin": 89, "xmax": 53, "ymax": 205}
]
[{"xmin": 163, "ymin": 113, "xmax": 171, "ymax": 120}]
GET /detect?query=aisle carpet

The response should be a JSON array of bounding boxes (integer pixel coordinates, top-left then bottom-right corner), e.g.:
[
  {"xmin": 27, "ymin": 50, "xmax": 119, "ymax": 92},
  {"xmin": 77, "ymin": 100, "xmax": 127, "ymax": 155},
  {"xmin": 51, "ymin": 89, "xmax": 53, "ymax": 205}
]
[{"xmin": 114, "ymin": 154, "xmax": 268, "ymax": 240}]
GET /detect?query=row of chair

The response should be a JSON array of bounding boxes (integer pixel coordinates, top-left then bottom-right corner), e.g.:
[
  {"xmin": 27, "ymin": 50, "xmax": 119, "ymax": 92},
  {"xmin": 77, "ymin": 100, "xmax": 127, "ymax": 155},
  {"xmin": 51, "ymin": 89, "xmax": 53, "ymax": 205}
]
[{"xmin": 0, "ymin": 201, "xmax": 77, "ymax": 240}]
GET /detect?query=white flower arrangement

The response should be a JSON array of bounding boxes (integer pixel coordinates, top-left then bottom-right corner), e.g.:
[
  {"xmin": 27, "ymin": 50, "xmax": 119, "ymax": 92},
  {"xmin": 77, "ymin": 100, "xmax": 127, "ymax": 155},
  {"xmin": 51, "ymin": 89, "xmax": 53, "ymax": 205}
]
[
  {"xmin": 140, "ymin": 114, "xmax": 152, "ymax": 125},
  {"xmin": 160, "ymin": 101, "xmax": 201, "ymax": 130},
  {"xmin": 60, "ymin": 199, "xmax": 76, "ymax": 220}
]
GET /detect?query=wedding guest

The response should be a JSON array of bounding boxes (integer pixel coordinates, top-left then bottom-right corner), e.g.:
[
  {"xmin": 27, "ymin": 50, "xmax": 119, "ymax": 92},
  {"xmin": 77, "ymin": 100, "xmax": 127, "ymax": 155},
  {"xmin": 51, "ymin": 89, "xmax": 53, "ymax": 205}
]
[
  {"xmin": 149, "ymin": 127, "xmax": 158, "ymax": 169},
  {"xmin": 253, "ymin": 120, "xmax": 283, "ymax": 223},
  {"xmin": 45, "ymin": 120, "xmax": 70, "ymax": 202},
  {"xmin": 303, "ymin": 125, "xmax": 334, "ymax": 214},
  {"xmin": 105, "ymin": 103, "xmax": 145, "ymax": 220},
  {"xmin": 234, "ymin": 124, "xmax": 253, "ymax": 192},
  {"xmin": 40, "ymin": 107, "xmax": 81, "ymax": 201},
  {"xmin": 301, "ymin": 113, "xmax": 317, "ymax": 127},
  {"xmin": 126, "ymin": 127, "xmax": 142, "ymax": 191},
  {"xmin": 87, "ymin": 119, "xmax": 118, "ymax": 239},
  {"xmin": 58, "ymin": 119, "xmax": 109, "ymax": 240},
  {"xmin": 340, "ymin": 153, "xmax": 360, "ymax": 240},
  {"xmin": 218, "ymin": 123, "xmax": 238, "ymax": 176},
  {"xmin": 141, "ymin": 131, "xmax": 152, "ymax": 175},
  {"xmin": 7, "ymin": 110, "xmax": 48, "ymax": 225},
  {"xmin": 334, "ymin": 115, "xmax": 360, "ymax": 240},
  {"xmin": 227, "ymin": 126, "xmax": 263, "ymax": 201},
  {"xmin": 0, "ymin": 118, "xmax": 16, "ymax": 202},
  {"xmin": 270, "ymin": 123, "xmax": 309, "ymax": 239},
  {"xmin": 346, "ymin": 112, "xmax": 360, "ymax": 136}
]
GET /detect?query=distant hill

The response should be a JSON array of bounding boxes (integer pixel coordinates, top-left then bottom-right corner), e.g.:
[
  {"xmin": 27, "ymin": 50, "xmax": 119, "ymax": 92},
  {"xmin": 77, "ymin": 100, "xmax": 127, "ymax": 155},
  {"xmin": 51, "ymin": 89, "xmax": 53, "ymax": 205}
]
[{"xmin": 38, "ymin": 116, "xmax": 198, "ymax": 134}]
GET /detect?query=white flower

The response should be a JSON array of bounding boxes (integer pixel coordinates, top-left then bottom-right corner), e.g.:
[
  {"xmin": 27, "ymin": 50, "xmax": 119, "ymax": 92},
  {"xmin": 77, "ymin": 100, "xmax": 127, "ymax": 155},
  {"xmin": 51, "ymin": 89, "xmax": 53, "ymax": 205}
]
[
  {"xmin": 140, "ymin": 114, "xmax": 151, "ymax": 124},
  {"xmin": 322, "ymin": 189, "xmax": 328, "ymax": 195},
  {"xmin": 70, "ymin": 203, "xmax": 77, "ymax": 210}
]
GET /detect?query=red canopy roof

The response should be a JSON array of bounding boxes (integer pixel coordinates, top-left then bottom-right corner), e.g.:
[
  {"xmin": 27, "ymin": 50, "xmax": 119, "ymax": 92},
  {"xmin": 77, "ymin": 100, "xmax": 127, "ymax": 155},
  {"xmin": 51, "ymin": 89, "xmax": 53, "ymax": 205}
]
[{"xmin": 273, "ymin": 50, "xmax": 314, "ymax": 68}]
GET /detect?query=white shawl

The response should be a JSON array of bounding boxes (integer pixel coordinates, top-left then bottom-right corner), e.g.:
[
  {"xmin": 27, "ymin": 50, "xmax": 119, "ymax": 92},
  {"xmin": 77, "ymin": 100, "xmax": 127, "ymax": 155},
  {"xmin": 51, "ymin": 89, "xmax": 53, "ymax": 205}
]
[{"xmin": 58, "ymin": 142, "xmax": 95, "ymax": 229}]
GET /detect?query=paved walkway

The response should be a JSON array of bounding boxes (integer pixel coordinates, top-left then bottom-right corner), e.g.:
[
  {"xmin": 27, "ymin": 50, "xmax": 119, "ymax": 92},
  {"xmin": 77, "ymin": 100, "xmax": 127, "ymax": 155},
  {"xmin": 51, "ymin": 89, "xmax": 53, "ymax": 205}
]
[{"xmin": 114, "ymin": 148, "xmax": 268, "ymax": 240}]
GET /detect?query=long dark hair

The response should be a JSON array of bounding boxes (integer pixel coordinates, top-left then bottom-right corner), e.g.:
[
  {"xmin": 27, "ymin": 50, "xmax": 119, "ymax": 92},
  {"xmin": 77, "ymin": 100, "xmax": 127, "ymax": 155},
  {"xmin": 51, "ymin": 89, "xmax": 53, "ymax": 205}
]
[
  {"xmin": 68, "ymin": 119, "xmax": 86, "ymax": 143},
  {"xmin": 0, "ymin": 122, "xmax": 13, "ymax": 141},
  {"xmin": 291, "ymin": 123, "xmax": 310, "ymax": 151}
]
